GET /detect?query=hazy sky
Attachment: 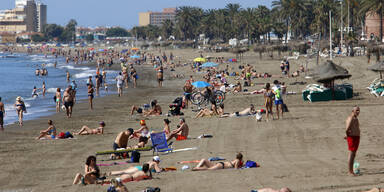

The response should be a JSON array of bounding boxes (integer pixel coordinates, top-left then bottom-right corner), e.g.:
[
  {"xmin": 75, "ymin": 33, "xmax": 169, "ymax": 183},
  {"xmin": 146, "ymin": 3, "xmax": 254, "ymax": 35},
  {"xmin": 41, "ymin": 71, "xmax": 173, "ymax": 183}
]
[{"xmin": 1, "ymin": 0, "xmax": 271, "ymax": 28}]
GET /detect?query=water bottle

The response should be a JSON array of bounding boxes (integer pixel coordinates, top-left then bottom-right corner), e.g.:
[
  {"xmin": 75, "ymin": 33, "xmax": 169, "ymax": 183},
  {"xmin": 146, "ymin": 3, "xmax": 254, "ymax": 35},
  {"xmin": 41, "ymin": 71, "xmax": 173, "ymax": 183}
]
[{"xmin": 353, "ymin": 162, "xmax": 360, "ymax": 174}]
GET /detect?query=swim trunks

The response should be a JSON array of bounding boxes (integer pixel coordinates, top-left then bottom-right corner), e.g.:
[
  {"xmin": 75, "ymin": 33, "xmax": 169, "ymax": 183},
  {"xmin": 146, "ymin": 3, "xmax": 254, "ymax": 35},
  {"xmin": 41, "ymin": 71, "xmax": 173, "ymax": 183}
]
[
  {"xmin": 176, "ymin": 135, "xmax": 187, "ymax": 141},
  {"xmin": 64, "ymin": 101, "xmax": 73, "ymax": 108},
  {"xmin": 135, "ymin": 166, "xmax": 143, "ymax": 171},
  {"xmin": 51, "ymin": 135, "xmax": 56, "ymax": 139},
  {"xmin": 274, "ymin": 99, "xmax": 284, "ymax": 105},
  {"xmin": 246, "ymin": 73, "xmax": 251, "ymax": 78},
  {"xmin": 347, "ymin": 136, "xmax": 360, "ymax": 152},
  {"xmin": 113, "ymin": 142, "xmax": 119, "ymax": 151},
  {"xmin": 157, "ymin": 78, "xmax": 163, "ymax": 81},
  {"xmin": 117, "ymin": 83, "xmax": 123, "ymax": 88},
  {"xmin": 88, "ymin": 94, "xmax": 94, "ymax": 99}
]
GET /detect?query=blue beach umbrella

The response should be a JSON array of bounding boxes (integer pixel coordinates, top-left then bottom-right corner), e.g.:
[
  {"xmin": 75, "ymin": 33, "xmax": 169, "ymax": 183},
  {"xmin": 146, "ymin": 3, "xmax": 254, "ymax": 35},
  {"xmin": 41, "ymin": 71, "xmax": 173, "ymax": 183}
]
[
  {"xmin": 121, "ymin": 49, "xmax": 128, "ymax": 53},
  {"xmin": 202, "ymin": 62, "xmax": 218, "ymax": 68},
  {"xmin": 130, "ymin": 55, "xmax": 140, "ymax": 59},
  {"xmin": 192, "ymin": 81, "xmax": 211, "ymax": 88}
]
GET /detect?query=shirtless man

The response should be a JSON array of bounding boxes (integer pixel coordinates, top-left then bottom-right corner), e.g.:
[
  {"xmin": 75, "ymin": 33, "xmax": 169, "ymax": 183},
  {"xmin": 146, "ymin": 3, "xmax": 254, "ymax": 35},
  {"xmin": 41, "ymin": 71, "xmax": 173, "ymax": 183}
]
[
  {"xmin": 183, "ymin": 80, "xmax": 193, "ymax": 108},
  {"xmin": 0, "ymin": 97, "xmax": 5, "ymax": 130},
  {"xmin": 74, "ymin": 121, "xmax": 105, "ymax": 135},
  {"xmin": 345, "ymin": 106, "xmax": 360, "ymax": 176},
  {"xmin": 244, "ymin": 64, "xmax": 253, "ymax": 86},
  {"xmin": 113, "ymin": 128, "xmax": 134, "ymax": 151},
  {"xmin": 63, "ymin": 86, "xmax": 74, "ymax": 118},
  {"xmin": 167, "ymin": 118, "xmax": 189, "ymax": 141}
]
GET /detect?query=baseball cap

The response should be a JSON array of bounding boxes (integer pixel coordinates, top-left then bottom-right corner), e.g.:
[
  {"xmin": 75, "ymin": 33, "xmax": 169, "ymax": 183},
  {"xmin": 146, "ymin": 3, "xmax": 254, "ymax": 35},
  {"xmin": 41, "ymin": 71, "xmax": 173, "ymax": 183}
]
[{"xmin": 153, "ymin": 156, "xmax": 160, "ymax": 162}]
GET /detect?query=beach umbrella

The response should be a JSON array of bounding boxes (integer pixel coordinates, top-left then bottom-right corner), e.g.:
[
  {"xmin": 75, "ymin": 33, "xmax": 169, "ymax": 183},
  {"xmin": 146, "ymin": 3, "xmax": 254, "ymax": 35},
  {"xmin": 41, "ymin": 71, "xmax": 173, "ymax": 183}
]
[
  {"xmin": 99, "ymin": 49, "xmax": 105, "ymax": 52},
  {"xmin": 88, "ymin": 48, "xmax": 94, "ymax": 51},
  {"xmin": 310, "ymin": 60, "xmax": 351, "ymax": 84},
  {"xmin": 121, "ymin": 49, "xmax": 128, "ymax": 53},
  {"xmin": 192, "ymin": 81, "xmax": 211, "ymax": 88},
  {"xmin": 368, "ymin": 61, "xmax": 384, "ymax": 79},
  {"xmin": 201, "ymin": 62, "xmax": 218, "ymax": 68},
  {"xmin": 131, "ymin": 47, "xmax": 139, "ymax": 51},
  {"xmin": 130, "ymin": 55, "xmax": 140, "ymax": 59},
  {"xmin": 194, "ymin": 57, "xmax": 206, "ymax": 63}
]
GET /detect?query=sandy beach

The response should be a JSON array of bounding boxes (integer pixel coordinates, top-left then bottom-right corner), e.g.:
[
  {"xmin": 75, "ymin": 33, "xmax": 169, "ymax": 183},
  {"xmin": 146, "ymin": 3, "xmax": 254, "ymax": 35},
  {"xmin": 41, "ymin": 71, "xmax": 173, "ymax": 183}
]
[{"xmin": 1, "ymin": 48, "xmax": 384, "ymax": 192}]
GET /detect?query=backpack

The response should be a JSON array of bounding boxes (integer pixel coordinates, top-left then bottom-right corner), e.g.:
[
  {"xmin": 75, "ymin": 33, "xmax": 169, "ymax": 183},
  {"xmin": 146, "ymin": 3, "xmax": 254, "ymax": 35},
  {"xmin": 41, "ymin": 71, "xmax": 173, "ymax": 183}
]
[
  {"xmin": 131, "ymin": 151, "xmax": 141, "ymax": 163},
  {"xmin": 245, "ymin": 160, "xmax": 258, "ymax": 168}
]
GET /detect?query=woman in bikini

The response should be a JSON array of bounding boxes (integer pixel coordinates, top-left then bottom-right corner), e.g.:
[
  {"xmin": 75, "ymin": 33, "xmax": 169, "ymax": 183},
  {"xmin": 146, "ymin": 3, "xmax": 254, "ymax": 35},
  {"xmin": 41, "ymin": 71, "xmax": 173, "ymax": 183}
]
[
  {"xmin": 42, "ymin": 81, "xmax": 46, "ymax": 97},
  {"xmin": 112, "ymin": 163, "xmax": 152, "ymax": 183},
  {"xmin": 130, "ymin": 67, "xmax": 137, "ymax": 88},
  {"xmin": 14, "ymin": 96, "xmax": 26, "ymax": 126},
  {"xmin": 55, "ymin": 88, "xmax": 61, "ymax": 112},
  {"xmin": 74, "ymin": 121, "xmax": 105, "ymax": 135},
  {"xmin": 192, "ymin": 153, "xmax": 243, "ymax": 171},
  {"xmin": 88, "ymin": 84, "xmax": 94, "ymax": 110},
  {"xmin": 163, "ymin": 119, "xmax": 171, "ymax": 135},
  {"xmin": 73, "ymin": 156, "xmax": 103, "ymax": 185},
  {"xmin": 264, "ymin": 83, "xmax": 274, "ymax": 121},
  {"xmin": 156, "ymin": 65, "xmax": 164, "ymax": 87},
  {"xmin": 36, "ymin": 120, "xmax": 57, "ymax": 140}
]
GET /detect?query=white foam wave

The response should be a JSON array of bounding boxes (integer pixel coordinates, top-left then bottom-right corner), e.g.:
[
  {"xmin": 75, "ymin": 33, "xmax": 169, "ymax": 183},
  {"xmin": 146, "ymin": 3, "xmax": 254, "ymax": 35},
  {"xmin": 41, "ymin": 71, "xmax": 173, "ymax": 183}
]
[
  {"xmin": 47, "ymin": 88, "xmax": 59, "ymax": 93},
  {"xmin": 73, "ymin": 71, "xmax": 94, "ymax": 79}
]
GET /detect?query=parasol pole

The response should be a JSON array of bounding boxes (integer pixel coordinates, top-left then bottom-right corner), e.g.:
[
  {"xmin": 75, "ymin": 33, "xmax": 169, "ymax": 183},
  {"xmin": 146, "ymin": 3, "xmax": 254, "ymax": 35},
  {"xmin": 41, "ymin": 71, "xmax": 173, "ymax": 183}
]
[{"xmin": 329, "ymin": 10, "xmax": 333, "ymax": 60}]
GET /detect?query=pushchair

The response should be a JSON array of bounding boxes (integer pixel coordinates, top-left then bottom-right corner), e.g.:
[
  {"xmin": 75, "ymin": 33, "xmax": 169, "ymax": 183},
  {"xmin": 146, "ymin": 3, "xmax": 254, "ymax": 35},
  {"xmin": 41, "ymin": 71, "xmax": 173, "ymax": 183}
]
[{"xmin": 168, "ymin": 97, "xmax": 184, "ymax": 116}]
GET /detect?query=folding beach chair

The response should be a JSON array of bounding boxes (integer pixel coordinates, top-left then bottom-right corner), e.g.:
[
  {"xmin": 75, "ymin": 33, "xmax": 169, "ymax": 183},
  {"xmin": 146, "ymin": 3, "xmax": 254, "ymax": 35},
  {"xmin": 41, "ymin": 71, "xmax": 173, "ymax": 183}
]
[{"xmin": 150, "ymin": 132, "xmax": 173, "ymax": 155}]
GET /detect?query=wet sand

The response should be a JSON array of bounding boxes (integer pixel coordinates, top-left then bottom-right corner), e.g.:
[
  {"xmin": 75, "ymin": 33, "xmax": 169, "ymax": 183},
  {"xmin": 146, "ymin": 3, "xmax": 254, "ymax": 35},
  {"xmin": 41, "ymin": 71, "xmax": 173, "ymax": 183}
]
[{"xmin": 0, "ymin": 49, "xmax": 384, "ymax": 192}]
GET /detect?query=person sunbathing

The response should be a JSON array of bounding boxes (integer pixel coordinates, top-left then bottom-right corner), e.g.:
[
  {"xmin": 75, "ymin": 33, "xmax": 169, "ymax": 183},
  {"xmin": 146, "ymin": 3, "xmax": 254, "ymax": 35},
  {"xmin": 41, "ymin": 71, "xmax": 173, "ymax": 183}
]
[
  {"xmin": 167, "ymin": 118, "xmax": 189, "ymax": 141},
  {"xmin": 126, "ymin": 136, "xmax": 148, "ymax": 150},
  {"xmin": 144, "ymin": 100, "xmax": 162, "ymax": 116},
  {"xmin": 254, "ymin": 188, "xmax": 291, "ymax": 192},
  {"xmin": 108, "ymin": 156, "xmax": 163, "ymax": 176},
  {"xmin": 36, "ymin": 120, "xmax": 56, "ymax": 140},
  {"xmin": 220, "ymin": 104, "xmax": 256, "ymax": 117},
  {"xmin": 108, "ymin": 178, "xmax": 128, "ymax": 192},
  {"xmin": 192, "ymin": 153, "xmax": 243, "ymax": 171},
  {"xmin": 108, "ymin": 163, "xmax": 152, "ymax": 184},
  {"xmin": 73, "ymin": 156, "xmax": 104, "ymax": 185},
  {"xmin": 73, "ymin": 121, "xmax": 105, "ymax": 135},
  {"xmin": 194, "ymin": 104, "xmax": 224, "ymax": 118},
  {"xmin": 130, "ymin": 104, "xmax": 150, "ymax": 115},
  {"xmin": 362, "ymin": 188, "xmax": 384, "ymax": 192}
]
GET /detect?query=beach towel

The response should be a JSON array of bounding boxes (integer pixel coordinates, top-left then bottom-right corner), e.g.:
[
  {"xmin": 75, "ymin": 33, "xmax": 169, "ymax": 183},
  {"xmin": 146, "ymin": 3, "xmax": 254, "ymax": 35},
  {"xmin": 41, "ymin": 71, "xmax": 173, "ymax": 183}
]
[{"xmin": 244, "ymin": 160, "xmax": 259, "ymax": 168}]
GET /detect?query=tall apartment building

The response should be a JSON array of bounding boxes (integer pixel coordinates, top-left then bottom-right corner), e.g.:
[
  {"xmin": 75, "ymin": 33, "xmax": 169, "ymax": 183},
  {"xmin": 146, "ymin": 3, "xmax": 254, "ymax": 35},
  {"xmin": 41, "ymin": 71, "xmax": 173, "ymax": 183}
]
[
  {"xmin": 139, "ymin": 8, "xmax": 176, "ymax": 27},
  {"xmin": 0, "ymin": 0, "xmax": 47, "ymax": 33}
]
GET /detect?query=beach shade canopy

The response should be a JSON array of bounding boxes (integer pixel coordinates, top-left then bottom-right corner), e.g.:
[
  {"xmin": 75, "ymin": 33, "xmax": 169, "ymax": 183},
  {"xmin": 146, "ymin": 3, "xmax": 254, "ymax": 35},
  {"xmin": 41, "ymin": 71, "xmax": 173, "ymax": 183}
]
[
  {"xmin": 310, "ymin": 60, "xmax": 351, "ymax": 83},
  {"xmin": 202, "ymin": 62, "xmax": 218, "ymax": 68},
  {"xmin": 131, "ymin": 47, "xmax": 139, "ymax": 50},
  {"xmin": 130, "ymin": 55, "xmax": 140, "ymax": 59},
  {"xmin": 88, "ymin": 47, "xmax": 95, "ymax": 51},
  {"xmin": 194, "ymin": 57, "xmax": 206, "ymax": 63},
  {"xmin": 368, "ymin": 61, "xmax": 384, "ymax": 79},
  {"xmin": 98, "ymin": 49, "xmax": 105, "ymax": 52},
  {"xmin": 192, "ymin": 81, "xmax": 211, "ymax": 88},
  {"xmin": 228, "ymin": 58, "xmax": 237, "ymax": 62}
]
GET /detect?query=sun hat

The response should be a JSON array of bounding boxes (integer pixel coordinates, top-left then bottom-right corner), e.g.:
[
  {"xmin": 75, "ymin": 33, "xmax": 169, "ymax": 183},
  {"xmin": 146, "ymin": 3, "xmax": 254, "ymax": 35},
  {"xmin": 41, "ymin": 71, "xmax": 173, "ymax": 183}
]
[{"xmin": 153, "ymin": 156, "xmax": 160, "ymax": 162}]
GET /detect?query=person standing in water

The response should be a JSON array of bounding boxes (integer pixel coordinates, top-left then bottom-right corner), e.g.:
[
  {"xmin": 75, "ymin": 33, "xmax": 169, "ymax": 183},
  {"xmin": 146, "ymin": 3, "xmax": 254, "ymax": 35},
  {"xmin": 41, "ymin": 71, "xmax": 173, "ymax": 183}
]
[
  {"xmin": 115, "ymin": 72, "xmax": 124, "ymax": 97},
  {"xmin": 42, "ymin": 81, "xmax": 46, "ymax": 97},
  {"xmin": 66, "ymin": 71, "xmax": 70, "ymax": 82},
  {"xmin": 32, "ymin": 86, "xmax": 38, "ymax": 98},
  {"xmin": 55, "ymin": 88, "xmax": 61, "ymax": 112},
  {"xmin": 63, "ymin": 86, "xmax": 74, "ymax": 118},
  {"xmin": 0, "ymin": 97, "xmax": 5, "ymax": 130},
  {"xmin": 130, "ymin": 66, "xmax": 137, "ymax": 88}
]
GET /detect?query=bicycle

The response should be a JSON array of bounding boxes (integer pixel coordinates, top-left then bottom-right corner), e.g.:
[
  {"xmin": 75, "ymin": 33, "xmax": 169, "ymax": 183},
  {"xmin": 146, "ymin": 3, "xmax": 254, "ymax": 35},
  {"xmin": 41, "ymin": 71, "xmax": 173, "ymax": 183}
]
[{"xmin": 191, "ymin": 90, "xmax": 225, "ymax": 108}]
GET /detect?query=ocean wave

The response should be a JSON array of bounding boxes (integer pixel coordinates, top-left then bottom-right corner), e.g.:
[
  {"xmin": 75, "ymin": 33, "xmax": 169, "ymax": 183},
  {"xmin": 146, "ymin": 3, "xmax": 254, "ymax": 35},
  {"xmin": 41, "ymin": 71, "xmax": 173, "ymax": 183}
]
[{"xmin": 73, "ymin": 71, "xmax": 94, "ymax": 79}]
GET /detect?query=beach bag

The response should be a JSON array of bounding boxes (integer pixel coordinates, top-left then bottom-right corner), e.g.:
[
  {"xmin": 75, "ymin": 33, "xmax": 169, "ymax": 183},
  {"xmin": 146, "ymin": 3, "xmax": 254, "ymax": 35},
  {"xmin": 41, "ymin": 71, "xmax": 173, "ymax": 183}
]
[
  {"xmin": 57, "ymin": 132, "xmax": 66, "ymax": 139},
  {"xmin": 245, "ymin": 160, "xmax": 258, "ymax": 168},
  {"xmin": 282, "ymin": 104, "xmax": 289, "ymax": 112},
  {"xmin": 131, "ymin": 151, "xmax": 141, "ymax": 163}
]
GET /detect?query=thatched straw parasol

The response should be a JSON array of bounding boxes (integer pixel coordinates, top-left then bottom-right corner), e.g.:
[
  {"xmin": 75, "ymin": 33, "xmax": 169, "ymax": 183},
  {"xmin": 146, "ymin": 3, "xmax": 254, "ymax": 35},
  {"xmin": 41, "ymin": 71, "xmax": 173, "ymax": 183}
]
[
  {"xmin": 368, "ymin": 61, "xmax": 384, "ymax": 79},
  {"xmin": 311, "ymin": 60, "xmax": 351, "ymax": 84}
]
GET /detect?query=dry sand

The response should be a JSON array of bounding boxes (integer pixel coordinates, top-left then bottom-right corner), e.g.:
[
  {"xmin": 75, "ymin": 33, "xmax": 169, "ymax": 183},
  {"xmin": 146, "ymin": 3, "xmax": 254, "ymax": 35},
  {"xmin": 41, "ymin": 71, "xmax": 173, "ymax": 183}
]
[{"xmin": 0, "ymin": 48, "xmax": 384, "ymax": 192}]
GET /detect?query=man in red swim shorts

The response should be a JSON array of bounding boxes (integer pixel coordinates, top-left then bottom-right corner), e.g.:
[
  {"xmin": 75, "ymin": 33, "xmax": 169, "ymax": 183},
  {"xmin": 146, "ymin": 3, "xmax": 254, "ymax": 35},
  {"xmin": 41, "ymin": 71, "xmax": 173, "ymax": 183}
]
[
  {"xmin": 345, "ymin": 106, "xmax": 360, "ymax": 176},
  {"xmin": 167, "ymin": 118, "xmax": 189, "ymax": 142}
]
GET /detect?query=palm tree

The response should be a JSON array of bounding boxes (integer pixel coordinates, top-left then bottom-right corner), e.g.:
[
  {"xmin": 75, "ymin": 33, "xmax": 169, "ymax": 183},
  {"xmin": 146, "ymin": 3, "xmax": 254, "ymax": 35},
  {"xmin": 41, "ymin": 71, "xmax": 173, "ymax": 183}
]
[
  {"xmin": 240, "ymin": 8, "xmax": 257, "ymax": 43},
  {"xmin": 161, "ymin": 19, "xmax": 174, "ymax": 40},
  {"xmin": 360, "ymin": 0, "xmax": 384, "ymax": 41},
  {"xmin": 175, "ymin": 6, "xmax": 203, "ymax": 40},
  {"xmin": 225, "ymin": 3, "xmax": 242, "ymax": 38}
]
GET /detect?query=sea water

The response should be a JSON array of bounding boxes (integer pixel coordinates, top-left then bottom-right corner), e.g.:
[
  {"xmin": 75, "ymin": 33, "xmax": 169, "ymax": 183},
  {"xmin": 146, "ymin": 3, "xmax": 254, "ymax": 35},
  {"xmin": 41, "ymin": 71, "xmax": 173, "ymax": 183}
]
[{"xmin": 0, "ymin": 52, "xmax": 117, "ymax": 126}]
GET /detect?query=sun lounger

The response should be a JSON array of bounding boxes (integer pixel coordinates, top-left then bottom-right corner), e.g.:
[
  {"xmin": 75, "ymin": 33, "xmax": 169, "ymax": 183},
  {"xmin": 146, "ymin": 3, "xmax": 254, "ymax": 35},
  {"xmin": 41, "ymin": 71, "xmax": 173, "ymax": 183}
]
[{"xmin": 150, "ymin": 132, "xmax": 173, "ymax": 155}]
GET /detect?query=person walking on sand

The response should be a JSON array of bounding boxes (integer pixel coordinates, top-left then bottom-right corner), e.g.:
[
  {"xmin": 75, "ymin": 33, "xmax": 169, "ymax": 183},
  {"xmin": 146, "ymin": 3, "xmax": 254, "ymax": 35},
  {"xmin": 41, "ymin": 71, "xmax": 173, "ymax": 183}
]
[
  {"xmin": 14, "ymin": 96, "xmax": 26, "ymax": 126},
  {"xmin": 272, "ymin": 80, "xmax": 284, "ymax": 119},
  {"xmin": 115, "ymin": 72, "xmax": 124, "ymax": 97},
  {"xmin": 130, "ymin": 66, "xmax": 138, "ymax": 88},
  {"xmin": 264, "ymin": 83, "xmax": 274, "ymax": 121},
  {"xmin": 88, "ymin": 84, "xmax": 94, "ymax": 110},
  {"xmin": 63, "ymin": 86, "xmax": 74, "ymax": 118},
  {"xmin": 156, "ymin": 65, "xmax": 164, "ymax": 87},
  {"xmin": 345, "ymin": 106, "xmax": 360, "ymax": 176},
  {"xmin": 0, "ymin": 97, "xmax": 5, "ymax": 130}
]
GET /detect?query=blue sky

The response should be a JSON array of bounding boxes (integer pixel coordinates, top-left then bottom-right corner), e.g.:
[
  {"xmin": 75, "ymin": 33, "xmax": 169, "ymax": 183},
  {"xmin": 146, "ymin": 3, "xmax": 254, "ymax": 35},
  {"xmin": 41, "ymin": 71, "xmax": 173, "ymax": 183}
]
[{"xmin": 1, "ymin": 0, "xmax": 271, "ymax": 28}]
